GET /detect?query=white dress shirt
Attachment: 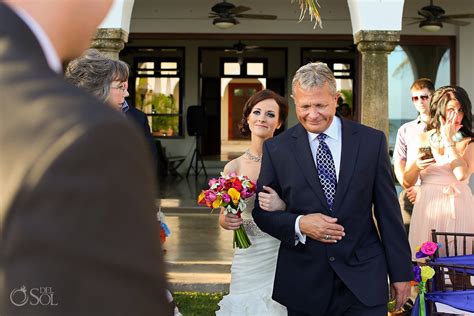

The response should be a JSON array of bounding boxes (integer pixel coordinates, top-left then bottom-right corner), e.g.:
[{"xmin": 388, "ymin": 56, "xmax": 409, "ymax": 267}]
[
  {"xmin": 12, "ymin": 6, "xmax": 62, "ymax": 73},
  {"xmin": 295, "ymin": 116, "xmax": 342, "ymax": 244}
]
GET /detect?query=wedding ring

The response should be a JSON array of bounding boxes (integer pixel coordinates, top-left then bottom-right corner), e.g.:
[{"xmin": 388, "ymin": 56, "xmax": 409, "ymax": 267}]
[{"xmin": 324, "ymin": 234, "xmax": 330, "ymax": 240}]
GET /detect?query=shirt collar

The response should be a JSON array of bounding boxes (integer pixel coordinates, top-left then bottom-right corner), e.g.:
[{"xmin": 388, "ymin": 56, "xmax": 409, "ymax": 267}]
[
  {"xmin": 12, "ymin": 6, "xmax": 62, "ymax": 74},
  {"xmin": 307, "ymin": 116, "xmax": 341, "ymax": 142},
  {"xmin": 121, "ymin": 101, "xmax": 130, "ymax": 113}
]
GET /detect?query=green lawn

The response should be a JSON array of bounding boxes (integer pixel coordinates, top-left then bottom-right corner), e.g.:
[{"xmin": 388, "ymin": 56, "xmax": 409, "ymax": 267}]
[{"xmin": 174, "ymin": 292, "xmax": 225, "ymax": 316}]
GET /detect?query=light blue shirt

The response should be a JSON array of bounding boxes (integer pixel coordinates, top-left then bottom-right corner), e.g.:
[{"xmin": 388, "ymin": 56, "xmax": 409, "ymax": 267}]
[
  {"xmin": 121, "ymin": 100, "xmax": 130, "ymax": 113},
  {"xmin": 295, "ymin": 116, "xmax": 342, "ymax": 244}
]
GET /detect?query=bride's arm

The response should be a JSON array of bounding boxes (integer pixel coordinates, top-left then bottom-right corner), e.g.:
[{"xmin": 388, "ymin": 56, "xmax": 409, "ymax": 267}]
[{"xmin": 258, "ymin": 185, "xmax": 286, "ymax": 212}]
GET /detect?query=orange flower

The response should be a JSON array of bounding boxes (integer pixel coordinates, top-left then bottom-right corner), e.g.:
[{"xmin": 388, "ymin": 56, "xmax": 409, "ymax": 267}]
[{"xmin": 197, "ymin": 191, "xmax": 206, "ymax": 205}]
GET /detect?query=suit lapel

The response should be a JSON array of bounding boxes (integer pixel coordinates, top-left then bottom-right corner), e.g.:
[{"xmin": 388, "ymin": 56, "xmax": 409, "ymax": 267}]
[
  {"xmin": 291, "ymin": 124, "xmax": 329, "ymax": 210},
  {"xmin": 333, "ymin": 119, "xmax": 360, "ymax": 211}
]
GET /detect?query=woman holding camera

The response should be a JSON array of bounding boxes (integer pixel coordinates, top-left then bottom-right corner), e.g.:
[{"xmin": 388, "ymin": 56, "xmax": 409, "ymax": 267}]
[{"xmin": 406, "ymin": 86, "xmax": 474, "ymax": 258}]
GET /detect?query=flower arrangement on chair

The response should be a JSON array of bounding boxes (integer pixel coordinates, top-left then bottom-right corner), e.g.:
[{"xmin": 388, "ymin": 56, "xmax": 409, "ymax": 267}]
[
  {"xmin": 412, "ymin": 241, "xmax": 442, "ymax": 316},
  {"xmin": 415, "ymin": 241, "xmax": 441, "ymax": 260}
]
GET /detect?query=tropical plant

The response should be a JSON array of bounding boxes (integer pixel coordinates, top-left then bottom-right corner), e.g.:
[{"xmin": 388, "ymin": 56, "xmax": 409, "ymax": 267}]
[
  {"xmin": 292, "ymin": 0, "xmax": 322, "ymax": 28},
  {"xmin": 339, "ymin": 89, "xmax": 353, "ymax": 108}
]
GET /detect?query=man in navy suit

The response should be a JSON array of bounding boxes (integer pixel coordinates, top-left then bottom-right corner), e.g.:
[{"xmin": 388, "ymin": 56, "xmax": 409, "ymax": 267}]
[{"xmin": 253, "ymin": 62, "xmax": 413, "ymax": 315}]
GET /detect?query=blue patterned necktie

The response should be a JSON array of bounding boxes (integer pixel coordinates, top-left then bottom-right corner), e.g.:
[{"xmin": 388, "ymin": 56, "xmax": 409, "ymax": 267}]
[{"xmin": 316, "ymin": 133, "xmax": 337, "ymax": 211}]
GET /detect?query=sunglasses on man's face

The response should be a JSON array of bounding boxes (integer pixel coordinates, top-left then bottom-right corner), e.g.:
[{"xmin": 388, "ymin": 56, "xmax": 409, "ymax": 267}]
[{"xmin": 411, "ymin": 95, "xmax": 430, "ymax": 102}]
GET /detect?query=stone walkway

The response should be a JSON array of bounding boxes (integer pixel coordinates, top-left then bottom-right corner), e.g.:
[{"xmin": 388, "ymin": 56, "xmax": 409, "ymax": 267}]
[{"xmin": 161, "ymin": 201, "xmax": 233, "ymax": 293}]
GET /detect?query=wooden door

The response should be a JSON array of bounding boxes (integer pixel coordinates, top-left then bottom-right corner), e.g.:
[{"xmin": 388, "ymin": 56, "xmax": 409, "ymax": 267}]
[{"xmin": 228, "ymin": 83, "xmax": 262, "ymax": 140}]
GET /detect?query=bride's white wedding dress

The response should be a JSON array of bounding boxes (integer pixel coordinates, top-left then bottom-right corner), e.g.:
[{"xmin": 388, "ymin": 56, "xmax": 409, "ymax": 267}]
[{"xmin": 216, "ymin": 196, "xmax": 287, "ymax": 315}]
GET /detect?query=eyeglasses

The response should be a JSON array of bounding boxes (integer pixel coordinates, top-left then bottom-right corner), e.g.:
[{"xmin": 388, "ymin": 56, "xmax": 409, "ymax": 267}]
[
  {"xmin": 111, "ymin": 85, "xmax": 127, "ymax": 92},
  {"xmin": 411, "ymin": 95, "xmax": 430, "ymax": 102}
]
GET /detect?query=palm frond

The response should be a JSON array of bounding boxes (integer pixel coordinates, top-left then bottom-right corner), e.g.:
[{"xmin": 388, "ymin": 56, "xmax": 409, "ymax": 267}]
[{"xmin": 292, "ymin": 0, "xmax": 323, "ymax": 29}]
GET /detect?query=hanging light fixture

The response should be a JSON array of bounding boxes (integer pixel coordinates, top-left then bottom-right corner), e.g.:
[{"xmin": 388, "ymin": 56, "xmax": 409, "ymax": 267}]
[
  {"xmin": 213, "ymin": 17, "xmax": 237, "ymax": 29},
  {"xmin": 420, "ymin": 20, "xmax": 442, "ymax": 32}
]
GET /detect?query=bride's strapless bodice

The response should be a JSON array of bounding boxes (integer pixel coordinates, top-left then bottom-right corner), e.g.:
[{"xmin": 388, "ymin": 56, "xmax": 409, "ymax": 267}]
[{"xmin": 241, "ymin": 196, "xmax": 266, "ymax": 237}]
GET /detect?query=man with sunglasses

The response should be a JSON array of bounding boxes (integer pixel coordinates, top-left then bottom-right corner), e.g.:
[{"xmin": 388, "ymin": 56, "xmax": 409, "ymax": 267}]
[{"xmin": 393, "ymin": 78, "xmax": 435, "ymax": 233}]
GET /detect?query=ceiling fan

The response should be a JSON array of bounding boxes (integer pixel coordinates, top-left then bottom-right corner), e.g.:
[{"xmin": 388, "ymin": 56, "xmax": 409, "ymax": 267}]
[
  {"xmin": 406, "ymin": 0, "xmax": 474, "ymax": 32},
  {"xmin": 209, "ymin": 0, "xmax": 277, "ymax": 29},
  {"xmin": 224, "ymin": 41, "xmax": 260, "ymax": 54},
  {"xmin": 224, "ymin": 41, "xmax": 261, "ymax": 65}
]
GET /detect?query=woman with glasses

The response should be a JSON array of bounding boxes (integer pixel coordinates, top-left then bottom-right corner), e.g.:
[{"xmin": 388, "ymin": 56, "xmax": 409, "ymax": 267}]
[
  {"xmin": 65, "ymin": 49, "xmax": 129, "ymax": 111},
  {"xmin": 405, "ymin": 86, "xmax": 474, "ymax": 259}
]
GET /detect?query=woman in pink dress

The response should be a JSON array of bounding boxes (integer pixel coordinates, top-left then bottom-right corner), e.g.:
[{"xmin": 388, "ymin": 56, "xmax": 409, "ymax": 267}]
[{"xmin": 404, "ymin": 86, "xmax": 474, "ymax": 258}]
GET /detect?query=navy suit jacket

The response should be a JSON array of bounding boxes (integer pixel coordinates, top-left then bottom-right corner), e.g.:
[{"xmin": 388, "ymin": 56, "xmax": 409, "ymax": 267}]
[
  {"xmin": 125, "ymin": 106, "xmax": 158, "ymax": 167},
  {"xmin": 253, "ymin": 118, "xmax": 413, "ymax": 315}
]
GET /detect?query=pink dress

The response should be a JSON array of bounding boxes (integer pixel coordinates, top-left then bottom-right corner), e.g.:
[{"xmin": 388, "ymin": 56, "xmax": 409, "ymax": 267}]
[{"xmin": 408, "ymin": 152, "xmax": 474, "ymax": 258}]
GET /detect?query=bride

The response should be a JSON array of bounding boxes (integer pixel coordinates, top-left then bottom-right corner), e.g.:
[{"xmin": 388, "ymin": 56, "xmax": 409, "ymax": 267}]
[{"xmin": 216, "ymin": 89, "xmax": 289, "ymax": 315}]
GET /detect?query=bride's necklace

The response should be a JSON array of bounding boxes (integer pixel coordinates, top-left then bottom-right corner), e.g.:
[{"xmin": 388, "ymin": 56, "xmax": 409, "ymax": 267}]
[{"xmin": 244, "ymin": 149, "xmax": 262, "ymax": 162}]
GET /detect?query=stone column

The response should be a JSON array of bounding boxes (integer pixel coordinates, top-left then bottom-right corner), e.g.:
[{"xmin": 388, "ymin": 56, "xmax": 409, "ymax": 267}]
[
  {"xmin": 91, "ymin": 28, "xmax": 128, "ymax": 60},
  {"xmin": 354, "ymin": 30, "xmax": 400, "ymax": 139}
]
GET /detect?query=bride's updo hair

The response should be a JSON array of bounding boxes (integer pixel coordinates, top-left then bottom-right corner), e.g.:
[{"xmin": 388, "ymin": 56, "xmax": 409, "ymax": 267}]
[{"xmin": 239, "ymin": 89, "xmax": 288, "ymax": 137}]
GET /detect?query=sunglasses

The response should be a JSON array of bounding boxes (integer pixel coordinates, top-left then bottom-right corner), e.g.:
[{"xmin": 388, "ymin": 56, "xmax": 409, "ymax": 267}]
[{"xmin": 411, "ymin": 95, "xmax": 430, "ymax": 102}]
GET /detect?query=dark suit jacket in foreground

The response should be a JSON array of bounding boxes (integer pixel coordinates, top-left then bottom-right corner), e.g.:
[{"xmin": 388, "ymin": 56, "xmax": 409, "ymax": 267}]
[
  {"xmin": 253, "ymin": 119, "xmax": 413, "ymax": 315},
  {"xmin": 0, "ymin": 4, "xmax": 171, "ymax": 315}
]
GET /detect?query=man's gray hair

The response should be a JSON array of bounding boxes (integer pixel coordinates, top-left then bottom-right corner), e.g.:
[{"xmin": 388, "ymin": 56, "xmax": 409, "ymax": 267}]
[
  {"xmin": 292, "ymin": 62, "xmax": 337, "ymax": 96},
  {"xmin": 65, "ymin": 49, "xmax": 129, "ymax": 102}
]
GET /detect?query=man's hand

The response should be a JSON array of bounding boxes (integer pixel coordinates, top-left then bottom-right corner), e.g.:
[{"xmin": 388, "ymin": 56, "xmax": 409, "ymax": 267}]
[
  {"xmin": 299, "ymin": 213, "xmax": 345, "ymax": 243},
  {"xmin": 390, "ymin": 281, "xmax": 411, "ymax": 311},
  {"xmin": 406, "ymin": 186, "xmax": 418, "ymax": 204}
]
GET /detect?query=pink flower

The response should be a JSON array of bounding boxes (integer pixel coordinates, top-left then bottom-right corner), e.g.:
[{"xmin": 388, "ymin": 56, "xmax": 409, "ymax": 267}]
[
  {"xmin": 240, "ymin": 189, "xmax": 251, "ymax": 199},
  {"xmin": 420, "ymin": 241, "xmax": 438, "ymax": 256},
  {"xmin": 208, "ymin": 178, "xmax": 218, "ymax": 187},
  {"xmin": 205, "ymin": 191, "xmax": 217, "ymax": 203},
  {"xmin": 219, "ymin": 178, "xmax": 226, "ymax": 188},
  {"xmin": 222, "ymin": 193, "xmax": 231, "ymax": 204}
]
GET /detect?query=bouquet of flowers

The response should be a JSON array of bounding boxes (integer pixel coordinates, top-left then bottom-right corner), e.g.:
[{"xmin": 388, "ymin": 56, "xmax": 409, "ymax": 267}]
[{"xmin": 197, "ymin": 172, "xmax": 257, "ymax": 249}]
